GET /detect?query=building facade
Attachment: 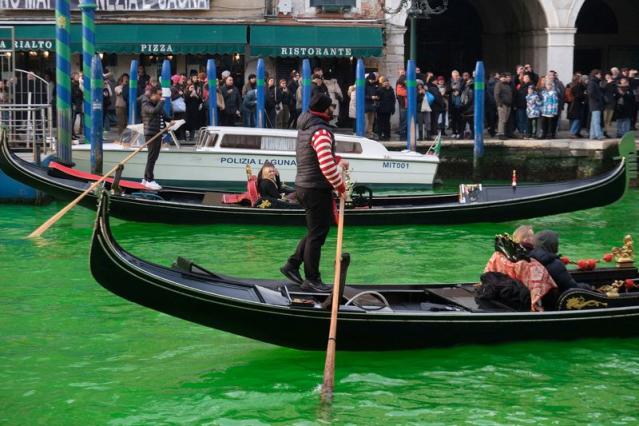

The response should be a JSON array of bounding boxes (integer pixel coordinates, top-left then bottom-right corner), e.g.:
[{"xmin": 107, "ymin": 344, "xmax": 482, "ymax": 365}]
[
  {"xmin": 384, "ymin": 0, "xmax": 639, "ymax": 81},
  {"xmin": 1, "ymin": 0, "xmax": 637, "ymax": 113}
]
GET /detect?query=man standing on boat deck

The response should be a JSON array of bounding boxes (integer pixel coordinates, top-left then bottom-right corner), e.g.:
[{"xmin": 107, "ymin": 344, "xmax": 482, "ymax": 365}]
[
  {"xmin": 280, "ymin": 94, "xmax": 349, "ymax": 292},
  {"xmin": 141, "ymin": 87, "xmax": 166, "ymax": 190}
]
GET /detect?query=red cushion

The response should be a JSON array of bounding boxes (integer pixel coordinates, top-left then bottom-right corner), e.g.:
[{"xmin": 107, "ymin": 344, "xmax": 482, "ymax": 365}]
[{"xmin": 49, "ymin": 162, "xmax": 147, "ymax": 190}]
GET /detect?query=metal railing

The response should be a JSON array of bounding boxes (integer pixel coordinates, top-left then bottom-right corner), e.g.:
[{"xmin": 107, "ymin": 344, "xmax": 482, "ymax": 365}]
[{"xmin": 0, "ymin": 104, "xmax": 54, "ymax": 155}]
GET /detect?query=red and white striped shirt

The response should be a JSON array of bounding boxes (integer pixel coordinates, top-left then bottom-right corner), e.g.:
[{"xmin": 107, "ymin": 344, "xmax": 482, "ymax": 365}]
[{"xmin": 311, "ymin": 128, "xmax": 345, "ymax": 193}]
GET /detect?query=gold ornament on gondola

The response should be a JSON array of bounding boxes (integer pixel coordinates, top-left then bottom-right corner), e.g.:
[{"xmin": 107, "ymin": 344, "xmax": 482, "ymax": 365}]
[{"xmin": 610, "ymin": 235, "xmax": 634, "ymax": 268}]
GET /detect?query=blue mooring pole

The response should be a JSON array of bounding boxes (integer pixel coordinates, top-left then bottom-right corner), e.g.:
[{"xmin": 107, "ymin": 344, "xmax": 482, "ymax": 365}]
[
  {"xmin": 406, "ymin": 59, "xmax": 417, "ymax": 151},
  {"xmin": 80, "ymin": 0, "xmax": 96, "ymax": 147},
  {"xmin": 160, "ymin": 60, "xmax": 171, "ymax": 143},
  {"xmin": 161, "ymin": 59, "xmax": 171, "ymax": 117},
  {"xmin": 128, "ymin": 59, "xmax": 138, "ymax": 125},
  {"xmin": 473, "ymin": 61, "xmax": 486, "ymax": 180},
  {"xmin": 55, "ymin": 0, "xmax": 72, "ymax": 164},
  {"xmin": 302, "ymin": 59, "xmax": 311, "ymax": 113},
  {"xmin": 90, "ymin": 55, "xmax": 103, "ymax": 174},
  {"xmin": 206, "ymin": 59, "xmax": 218, "ymax": 126},
  {"xmin": 474, "ymin": 61, "xmax": 485, "ymax": 159},
  {"xmin": 256, "ymin": 58, "xmax": 265, "ymax": 128},
  {"xmin": 355, "ymin": 59, "xmax": 365, "ymax": 137}
]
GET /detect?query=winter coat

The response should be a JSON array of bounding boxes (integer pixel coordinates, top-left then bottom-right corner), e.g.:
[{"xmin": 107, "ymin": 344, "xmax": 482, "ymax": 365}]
[
  {"xmin": 540, "ymin": 89, "xmax": 559, "ymax": 117},
  {"xmin": 295, "ymin": 112, "xmax": 335, "ymax": 190},
  {"xmin": 587, "ymin": 76, "xmax": 604, "ymax": 112},
  {"xmin": 566, "ymin": 83, "xmax": 586, "ymax": 120},
  {"xmin": 375, "ymin": 86, "xmax": 396, "ymax": 114},
  {"xmin": 241, "ymin": 89, "xmax": 257, "ymax": 113},
  {"xmin": 526, "ymin": 92, "xmax": 542, "ymax": 118},
  {"xmin": 287, "ymin": 80, "xmax": 299, "ymax": 109},
  {"xmin": 428, "ymin": 85, "xmax": 446, "ymax": 113},
  {"xmin": 494, "ymin": 81, "xmax": 513, "ymax": 107},
  {"xmin": 221, "ymin": 84, "xmax": 241, "ymax": 114},
  {"xmin": 364, "ymin": 81, "xmax": 378, "ymax": 113},
  {"xmin": 141, "ymin": 95, "xmax": 164, "ymax": 137},
  {"xmin": 614, "ymin": 89, "xmax": 635, "ymax": 119},
  {"xmin": 347, "ymin": 85, "xmax": 356, "ymax": 119},
  {"xmin": 460, "ymin": 83, "xmax": 474, "ymax": 116},
  {"xmin": 603, "ymin": 81, "xmax": 617, "ymax": 109},
  {"xmin": 515, "ymin": 84, "xmax": 529, "ymax": 109},
  {"xmin": 529, "ymin": 231, "xmax": 582, "ymax": 292}
]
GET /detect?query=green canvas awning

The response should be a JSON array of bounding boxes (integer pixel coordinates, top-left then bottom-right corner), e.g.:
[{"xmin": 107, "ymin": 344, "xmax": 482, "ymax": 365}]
[
  {"xmin": 250, "ymin": 25, "xmax": 383, "ymax": 58},
  {"xmin": 12, "ymin": 24, "xmax": 247, "ymax": 54}
]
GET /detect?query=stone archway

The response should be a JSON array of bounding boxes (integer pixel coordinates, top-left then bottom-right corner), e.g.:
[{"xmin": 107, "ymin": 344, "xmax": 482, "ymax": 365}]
[
  {"xmin": 383, "ymin": 0, "xmax": 554, "ymax": 78},
  {"xmin": 572, "ymin": 0, "xmax": 639, "ymax": 73}
]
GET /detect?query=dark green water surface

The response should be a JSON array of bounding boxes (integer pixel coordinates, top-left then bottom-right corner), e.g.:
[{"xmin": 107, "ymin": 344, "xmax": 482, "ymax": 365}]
[{"xmin": 1, "ymin": 191, "xmax": 639, "ymax": 424}]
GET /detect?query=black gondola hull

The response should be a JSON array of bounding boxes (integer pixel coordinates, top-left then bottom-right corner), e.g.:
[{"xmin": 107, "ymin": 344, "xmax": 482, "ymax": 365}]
[
  {"xmin": 90, "ymin": 194, "xmax": 639, "ymax": 351},
  {"xmin": 0, "ymin": 138, "xmax": 628, "ymax": 226}
]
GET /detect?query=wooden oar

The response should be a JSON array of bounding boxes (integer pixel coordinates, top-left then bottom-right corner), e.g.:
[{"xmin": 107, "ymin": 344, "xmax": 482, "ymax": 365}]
[
  {"xmin": 27, "ymin": 120, "xmax": 184, "ymax": 238},
  {"xmin": 320, "ymin": 192, "xmax": 346, "ymax": 405}
]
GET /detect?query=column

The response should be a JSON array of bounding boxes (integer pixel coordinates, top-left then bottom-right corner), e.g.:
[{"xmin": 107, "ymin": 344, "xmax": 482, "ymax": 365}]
[{"xmin": 545, "ymin": 27, "xmax": 577, "ymax": 81}]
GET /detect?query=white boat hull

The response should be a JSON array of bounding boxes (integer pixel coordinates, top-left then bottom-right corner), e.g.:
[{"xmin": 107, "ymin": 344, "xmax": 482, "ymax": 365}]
[
  {"xmin": 72, "ymin": 145, "xmax": 437, "ymax": 191},
  {"xmin": 71, "ymin": 126, "xmax": 439, "ymax": 190}
]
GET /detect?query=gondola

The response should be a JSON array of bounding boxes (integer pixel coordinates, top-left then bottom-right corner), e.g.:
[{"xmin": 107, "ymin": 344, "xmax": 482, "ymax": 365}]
[
  {"xmin": 91, "ymin": 192, "xmax": 639, "ymax": 351},
  {"xmin": 0, "ymin": 138, "xmax": 628, "ymax": 226}
]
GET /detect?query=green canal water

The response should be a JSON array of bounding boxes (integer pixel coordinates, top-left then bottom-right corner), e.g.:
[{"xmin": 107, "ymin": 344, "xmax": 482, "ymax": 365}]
[{"xmin": 1, "ymin": 191, "xmax": 639, "ymax": 425}]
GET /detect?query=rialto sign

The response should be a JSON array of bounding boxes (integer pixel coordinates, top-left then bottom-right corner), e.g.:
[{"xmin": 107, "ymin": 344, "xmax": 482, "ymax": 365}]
[
  {"xmin": 279, "ymin": 47, "xmax": 353, "ymax": 57},
  {"xmin": 0, "ymin": 39, "xmax": 54, "ymax": 51},
  {"xmin": 0, "ymin": 0, "xmax": 209, "ymax": 10}
]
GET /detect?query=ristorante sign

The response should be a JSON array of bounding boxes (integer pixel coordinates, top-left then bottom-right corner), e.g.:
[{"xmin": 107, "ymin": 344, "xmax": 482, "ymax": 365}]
[
  {"xmin": 0, "ymin": 0, "xmax": 209, "ymax": 10},
  {"xmin": 279, "ymin": 47, "xmax": 353, "ymax": 57}
]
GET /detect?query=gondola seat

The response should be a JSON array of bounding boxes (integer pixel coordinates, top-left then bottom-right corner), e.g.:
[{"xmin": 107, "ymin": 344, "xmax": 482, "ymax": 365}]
[
  {"xmin": 48, "ymin": 161, "xmax": 147, "ymax": 190},
  {"xmin": 221, "ymin": 175, "xmax": 259, "ymax": 207}
]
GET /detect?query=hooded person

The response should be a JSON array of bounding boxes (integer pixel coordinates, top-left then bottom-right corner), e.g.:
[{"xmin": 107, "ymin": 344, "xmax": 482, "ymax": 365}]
[
  {"xmin": 280, "ymin": 93, "xmax": 349, "ymax": 292},
  {"xmin": 529, "ymin": 230, "xmax": 591, "ymax": 292}
]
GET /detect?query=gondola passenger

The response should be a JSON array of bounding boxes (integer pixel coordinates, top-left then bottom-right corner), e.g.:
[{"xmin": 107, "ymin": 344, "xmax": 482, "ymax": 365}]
[
  {"xmin": 529, "ymin": 230, "xmax": 592, "ymax": 293},
  {"xmin": 484, "ymin": 225, "xmax": 557, "ymax": 311},
  {"xmin": 255, "ymin": 163, "xmax": 297, "ymax": 209}
]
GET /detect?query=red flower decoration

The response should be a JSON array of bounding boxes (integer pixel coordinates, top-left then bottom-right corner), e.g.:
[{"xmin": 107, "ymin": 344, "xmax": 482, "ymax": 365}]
[
  {"xmin": 577, "ymin": 260, "xmax": 588, "ymax": 270},
  {"xmin": 560, "ymin": 256, "xmax": 571, "ymax": 265},
  {"xmin": 603, "ymin": 253, "xmax": 613, "ymax": 263},
  {"xmin": 626, "ymin": 279, "xmax": 635, "ymax": 289},
  {"xmin": 587, "ymin": 259, "xmax": 598, "ymax": 270}
]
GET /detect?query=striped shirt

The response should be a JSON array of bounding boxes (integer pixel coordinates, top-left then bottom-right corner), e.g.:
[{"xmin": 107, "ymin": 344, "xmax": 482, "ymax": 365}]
[{"xmin": 311, "ymin": 129, "xmax": 345, "ymax": 193}]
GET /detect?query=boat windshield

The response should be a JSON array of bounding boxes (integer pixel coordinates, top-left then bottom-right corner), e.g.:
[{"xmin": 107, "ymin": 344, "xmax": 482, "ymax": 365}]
[{"xmin": 197, "ymin": 131, "xmax": 219, "ymax": 149}]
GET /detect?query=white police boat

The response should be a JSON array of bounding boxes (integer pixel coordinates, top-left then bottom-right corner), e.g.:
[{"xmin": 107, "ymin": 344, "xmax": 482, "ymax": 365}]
[{"xmin": 72, "ymin": 126, "xmax": 439, "ymax": 191}]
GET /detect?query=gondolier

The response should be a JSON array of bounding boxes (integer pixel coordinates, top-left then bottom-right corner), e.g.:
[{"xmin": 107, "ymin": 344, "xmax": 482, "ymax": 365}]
[
  {"xmin": 141, "ymin": 87, "xmax": 167, "ymax": 190},
  {"xmin": 280, "ymin": 94, "xmax": 349, "ymax": 292}
]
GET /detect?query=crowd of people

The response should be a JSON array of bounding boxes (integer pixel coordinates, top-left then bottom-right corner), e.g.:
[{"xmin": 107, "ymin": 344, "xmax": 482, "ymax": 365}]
[
  {"xmin": 69, "ymin": 65, "xmax": 348, "ymax": 143},
  {"xmin": 6, "ymin": 62, "xmax": 639, "ymax": 144}
]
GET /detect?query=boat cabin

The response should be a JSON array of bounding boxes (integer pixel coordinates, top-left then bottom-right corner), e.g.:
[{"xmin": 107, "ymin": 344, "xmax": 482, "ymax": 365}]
[{"xmin": 195, "ymin": 126, "xmax": 395, "ymax": 158}]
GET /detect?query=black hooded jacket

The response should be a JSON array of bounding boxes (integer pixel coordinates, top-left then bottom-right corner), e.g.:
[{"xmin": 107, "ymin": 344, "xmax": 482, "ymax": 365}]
[{"xmin": 529, "ymin": 230, "xmax": 580, "ymax": 292}]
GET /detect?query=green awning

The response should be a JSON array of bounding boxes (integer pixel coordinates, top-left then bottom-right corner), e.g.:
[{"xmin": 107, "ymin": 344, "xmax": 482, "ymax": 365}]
[
  {"xmin": 250, "ymin": 25, "xmax": 383, "ymax": 58},
  {"xmin": 12, "ymin": 24, "xmax": 247, "ymax": 54}
]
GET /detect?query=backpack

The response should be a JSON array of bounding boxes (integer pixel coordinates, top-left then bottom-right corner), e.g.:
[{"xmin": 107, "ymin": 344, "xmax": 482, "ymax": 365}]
[{"xmin": 477, "ymin": 272, "xmax": 531, "ymax": 312}]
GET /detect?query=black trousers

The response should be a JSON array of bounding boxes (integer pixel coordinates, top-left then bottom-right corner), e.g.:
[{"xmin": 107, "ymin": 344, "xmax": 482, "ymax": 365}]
[
  {"xmin": 287, "ymin": 187, "xmax": 333, "ymax": 282},
  {"xmin": 377, "ymin": 112, "xmax": 391, "ymax": 139},
  {"xmin": 144, "ymin": 137, "xmax": 161, "ymax": 181},
  {"xmin": 541, "ymin": 116, "xmax": 557, "ymax": 138}
]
